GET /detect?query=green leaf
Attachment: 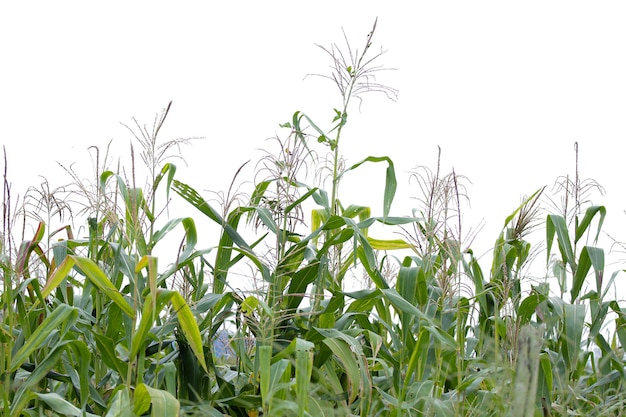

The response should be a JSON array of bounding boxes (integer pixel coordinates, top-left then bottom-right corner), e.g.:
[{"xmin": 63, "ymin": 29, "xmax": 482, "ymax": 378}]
[
  {"xmin": 367, "ymin": 237, "xmax": 412, "ymax": 250},
  {"xmin": 105, "ymin": 388, "xmax": 137, "ymax": 417},
  {"xmin": 320, "ymin": 335, "xmax": 362, "ymax": 405},
  {"xmin": 134, "ymin": 383, "xmax": 180, "ymax": 417},
  {"xmin": 285, "ymin": 186, "xmax": 318, "ymax": 214},
  {"xmin": 286, "ymin": 264, "xmax": 319, "ymax": 310},
  {"xmin": 131, "ymin": 290, "xmax": 172, "ymax": 360},
  {"xmin": 10, "ymin": 304, "xmax": 78, "ymax": 372},
  {"xmin": 251, "ymin": 206, "xmax": 277, "ymax": 233},
  {"xmin": 34, "ymin": 392, "xmax": 99, "ymax": 417},
  {"xmin": 538, "ymin": 352, "xmax": 553, "ymax": 403},
  {"xmin": 340, "ymin": 156, "xmax": 397, "ymax": 219},
  {"xmin": 171, "ymin": 292, "xmax": 208, "ymax": 372},
  {"xmin": 258, "ymin": 344, "xmax": 272, "ymax": 411},
  {"xmin": 149, "ymin": 217, "xmax": 197, "ymax": 258},
  {"xmin": 67, "ymin": 339, "xmax": 92, "ymax": 411},
  {"xmin": 296, "ymin": 342, "xmax": 313, "ymax": 417},
  {"xmin": 94, "ymin": 333, "xmax": 129, "ymax": 377},
  {"xmin": 575, "ymin": 205, "xmax": 606, "ymax": 244},
  {"xmin": 152, "ymin": 162, "xmax": 177, "ymax": 201},
  {"xmin": 572, "ymin": 246, "xmax": 604, "ymax": 302},
  {"xmin": 302, "ymin": 113, "xmax": 327, "ymax": 138},
  {"xmin": 562, "ymin": 303, "xmax": 585, "ymax": 372},
  {"xmin": 546, "ymin": 214, "xmax": 575, "ymax": 271},
  {"xmin": 511, "ymin": 325, "xmax": 542, "ymax": 417},
  {"xmin": 609, "ymin": 301, "xmax": 626, "ymax": 354},
  {"xmin": 71, "ymin": 255, "xmax": 136, "ymax": 318},
  {"xmin": 11, "ymin": 342, "xmax": 72, "ymax": 415},
  {"xmin": 41, "ymin": 256, "xmax": 75, "ymax": 298},
  {"xmin": 517, "ymin": 292, "xmax": 546, "ymax": 325}
]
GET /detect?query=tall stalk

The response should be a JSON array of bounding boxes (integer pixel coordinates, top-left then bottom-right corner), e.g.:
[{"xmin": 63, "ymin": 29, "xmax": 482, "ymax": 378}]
[
  {"xmin": 1, "ymin": 147, "xmax": 13, "ymax": 417},
  {"xmin": 310, "ymin": 18, "xmax": 397, "ymax": 295}
]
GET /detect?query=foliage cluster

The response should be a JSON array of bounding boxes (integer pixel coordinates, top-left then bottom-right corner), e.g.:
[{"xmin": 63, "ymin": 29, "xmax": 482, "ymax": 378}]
[{"xmin": 1, "ymin": 20, "xmax": 625, "ymax": 417}]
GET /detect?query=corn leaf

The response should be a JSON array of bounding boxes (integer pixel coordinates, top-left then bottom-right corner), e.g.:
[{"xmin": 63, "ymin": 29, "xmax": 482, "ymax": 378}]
[
  {"xmin": 34, "ymin": 392, "xmax": 98, "ymax": 417},
  {"xmin": 171, "ymin": 291, "xmax": 208, "ymax": 372},
  {"xmin": 134, "ymin": 383, "xmax": 180, "ymax": 417},
  {"xmin": 10, "ymin": 304, "xmax": 78, "ymax": 372},
  {"xmin": 340, "ymin": 156, "xmax": 396, "ymax": 219}
]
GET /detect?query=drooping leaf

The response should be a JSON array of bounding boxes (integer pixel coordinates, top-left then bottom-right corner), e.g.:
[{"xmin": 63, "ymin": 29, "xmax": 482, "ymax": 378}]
[
  {"xmin": 41, "ymin": 256, "xmax": 75, "ymax": 299},
  {"xmin": 71, "ymin": 256, "xmax": 135, "ymax": 318},
  {"xmin": 171, "ymin": 291, "xmax": 208, "ymax": 373},
  {"xmin": 340, "ymin": 156, "xmax": 397, "ymax": 219},
  {"xmin": 575, "ymin": 205, "xmax": 606, "ymax": 244}
]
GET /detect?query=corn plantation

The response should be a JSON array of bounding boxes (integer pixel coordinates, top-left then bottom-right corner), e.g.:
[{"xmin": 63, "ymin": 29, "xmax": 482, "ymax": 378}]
[{"xmin": 1, "ymin": 20, "xmax": 626, "ymax": 417}]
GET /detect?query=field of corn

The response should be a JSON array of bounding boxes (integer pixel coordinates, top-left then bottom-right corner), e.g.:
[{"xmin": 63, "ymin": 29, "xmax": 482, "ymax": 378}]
[{"xmin": 2, "ymin": 20, "xmax": 626, "ymax": 417}]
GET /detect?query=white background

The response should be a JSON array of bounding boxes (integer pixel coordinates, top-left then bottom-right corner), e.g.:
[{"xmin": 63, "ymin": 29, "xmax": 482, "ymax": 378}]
[{"xmin": 2, "ymin": 2, "xmax": 625, "ymax": 293}]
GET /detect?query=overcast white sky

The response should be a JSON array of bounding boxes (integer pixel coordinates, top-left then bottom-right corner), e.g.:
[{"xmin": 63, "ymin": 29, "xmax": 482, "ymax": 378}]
[{"xmin": 2, "ymin": 2, "xmax": 626, "ymax": 284}]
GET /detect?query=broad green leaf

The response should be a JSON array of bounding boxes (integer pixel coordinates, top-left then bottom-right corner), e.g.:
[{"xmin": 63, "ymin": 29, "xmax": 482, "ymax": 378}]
[
  {"xmin": 41, "ymin": 256, "xmax": 75, "ymax": 298},
  {"xmin": 149, "ymin": 217, "xmax": 197, "ymax": 258},
  {"xmin": 356, "ymin": 245, "xmax": 389, "ymax": 289},
  {"xmin": 71, "ymin": 256, "xmax": 135, "ymax": 318},
  {"xmin": 342, "ymin": 204, "xmax": 371, "ymax": 220},
  {"xmin": 572, "ymin": 246, "xmax": 603, "ymax": 302},
  {"xmin": 609, "ymin": 301, "xmax": 626, "ymax": 353},
  {"xmin": 309, "ymin": 397, "xmax": 334, "ymax": 417},
  {"xmin": 397, "ymin": 265, "xmax": 418, "ymax": 312},
  {"xmin": 312, "ymin": 189, "xmax": 330, "ymax": 210},
  {"xmin": 172, "ymin": 180, "xmax": 251, "ymax": 249},
  {"xmin": 241, "ymin": 295, "xmax": 260, "ymax": 314},
  {"xmin": 34, "ymin": 392, "xmax": 98, "ymax": 417},
  {"xmin": 562, "ymin": 303, "xmax": 585, "ymax": 372},
  {"xmin": 11, "ymin": 341, "xmax": 71, "ymax": 415},
  {"xmin": 152, "ymin": 162, "xmax": 177, "ymax": 201},
  {"xmin": 371, "ymin": 216, "xmax": 420, "ymax": 226},
  {"xmin": 134, "ymin": 383, "xmax": 180, "ymax": 417},
  {"xmin": 258, "ymin": 344, "xmax": 272, "ymax": 411},
  {"xmin": 575, "ymin": 205, "xmax": 606, "ymax": 244},
  {"xmin": 10, "ymin": 304, "xmax": 78, "ymax": 372},
  {"xmin": 367, "ymin": 237, "xmax": 412, "ymax": 250},
  {"xmin": 251, "ymin": 206, "xmax": 277, "ymax": 233},
  {"xmin": 67, "ymin": 339, "xmax": 92, "ymax": 411},
  {"xmin": 105, "ymin": 388, "xmax": 136, "ymax": 417},
  {"xmin": 94, "ymin": 333, "xmax": 128, "ymax": 377},
  {"xmin": 406, "ymin": 326, "xmax": 430, "ymax": 383},
  {"xmin": 340, "ymin": 156, "xmax": 397, "ymax": 219},
  {"xmin": 517, "ymin": 292, "xmax": 546, "ymax": 325},
  {"xmin": 587, "ymin": 299, "xmax": 609, "ymax": 342},
  {"xmin": 296, "ymin": 340, "xmax": 314, "ymax": 417},
  {"xmin": 381, "ymin": 288, "xmax": 430, "ymax": 322},
  {"xmin": 322, "ymin": 215, "xmax": 347, "ymax": 230},
  {"xmin": 171, "ymin": 291, "xmax": 208, "ymax": 372},
  {"xmin": 249, "ymin": 179, "xmax": 272, "ymax": 207},
  {"xmin": 428, "ymin": 397, "xmax": 455, "ymax": 417},
  {"xmin": 546, "ymin": 214, "xmax": 575, "ymax": 271},
  {"xmin": 285, "ymin": 186, "xmax": 318, "ymax": 214},
  {"xmin": 286, "ymin": 263, "xmax": 318, "ymax": 311},
  {"xmin": 511, "ymin": 325, "xmax": 542, "ymax": 417},
  {"xmin": 321, "ymin": 336, "xmax": 362, "ymax": 405},
  {"xmin": 130, "ymin": 290, "xmax": 170, "ymax": 360},
  {"xmin": 539, "ymin": 352, "xmax": 553, "ymax": 402}
]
